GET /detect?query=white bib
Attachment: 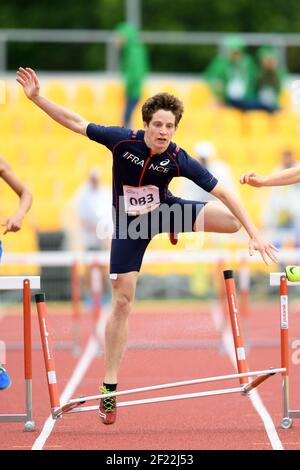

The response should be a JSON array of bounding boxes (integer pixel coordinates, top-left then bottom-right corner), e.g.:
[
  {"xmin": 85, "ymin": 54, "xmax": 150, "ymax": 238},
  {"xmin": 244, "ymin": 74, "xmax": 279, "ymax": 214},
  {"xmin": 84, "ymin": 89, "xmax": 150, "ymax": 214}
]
[{"xmin": 123, "ymin": 185, "xmax": 160, "ymax": 216}]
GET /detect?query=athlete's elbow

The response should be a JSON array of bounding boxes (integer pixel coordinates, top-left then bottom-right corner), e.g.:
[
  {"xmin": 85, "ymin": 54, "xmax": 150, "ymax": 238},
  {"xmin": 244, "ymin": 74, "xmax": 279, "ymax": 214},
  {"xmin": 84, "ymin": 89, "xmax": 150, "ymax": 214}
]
[{"xmin": 74, "ymin": 120, "xmax": 88, "ymax": 136}]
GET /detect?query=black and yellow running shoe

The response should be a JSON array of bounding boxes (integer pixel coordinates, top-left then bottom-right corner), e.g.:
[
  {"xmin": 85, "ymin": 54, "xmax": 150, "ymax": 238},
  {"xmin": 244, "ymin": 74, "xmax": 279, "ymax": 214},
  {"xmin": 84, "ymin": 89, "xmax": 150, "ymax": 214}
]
[{"xmin": 99, "ymin": 386, "xmax": 117, "ymax": 425}]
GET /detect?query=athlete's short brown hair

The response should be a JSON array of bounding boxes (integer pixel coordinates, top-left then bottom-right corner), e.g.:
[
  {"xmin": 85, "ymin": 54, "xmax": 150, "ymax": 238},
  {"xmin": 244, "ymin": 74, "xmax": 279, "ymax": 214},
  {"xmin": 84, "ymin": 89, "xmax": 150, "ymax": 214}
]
[{"xmin": 142, "ymin": 92, "xmax": 184, "ymax": 127}]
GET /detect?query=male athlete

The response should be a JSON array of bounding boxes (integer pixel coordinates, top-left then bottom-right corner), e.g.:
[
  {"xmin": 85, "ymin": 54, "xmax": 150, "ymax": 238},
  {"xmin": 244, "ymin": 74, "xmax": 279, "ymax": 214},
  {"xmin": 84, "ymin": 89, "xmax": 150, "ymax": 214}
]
[{"xmin": 17, "ymin": 67, "xmax": 277, "ymax": 424}]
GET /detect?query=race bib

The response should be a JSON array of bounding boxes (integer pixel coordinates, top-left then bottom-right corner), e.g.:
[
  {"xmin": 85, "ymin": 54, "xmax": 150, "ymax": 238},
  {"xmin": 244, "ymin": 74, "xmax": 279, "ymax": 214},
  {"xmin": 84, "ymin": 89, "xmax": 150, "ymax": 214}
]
[{"xmin": 123, "ymin": 185, "xmax": 160, "ymax": 215}]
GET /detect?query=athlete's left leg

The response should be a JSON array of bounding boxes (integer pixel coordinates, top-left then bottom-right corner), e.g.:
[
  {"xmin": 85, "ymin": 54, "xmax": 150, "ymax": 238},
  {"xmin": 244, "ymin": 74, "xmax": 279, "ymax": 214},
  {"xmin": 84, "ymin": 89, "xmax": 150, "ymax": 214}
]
[{"xmin": 193, "ymin": 201, "xmax": 242, "ymax": 233}]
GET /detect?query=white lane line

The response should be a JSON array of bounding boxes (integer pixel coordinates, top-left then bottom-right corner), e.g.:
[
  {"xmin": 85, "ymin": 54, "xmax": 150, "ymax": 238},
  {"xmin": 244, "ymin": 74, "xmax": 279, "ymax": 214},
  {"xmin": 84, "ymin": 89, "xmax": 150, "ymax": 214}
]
[
  {"xmin": 31, "ymin": 307, "xmax": 109, "ymax": 451},
  {"xmin": 211, "ymin": 304, "xmax": 284, "ymax": 451}
]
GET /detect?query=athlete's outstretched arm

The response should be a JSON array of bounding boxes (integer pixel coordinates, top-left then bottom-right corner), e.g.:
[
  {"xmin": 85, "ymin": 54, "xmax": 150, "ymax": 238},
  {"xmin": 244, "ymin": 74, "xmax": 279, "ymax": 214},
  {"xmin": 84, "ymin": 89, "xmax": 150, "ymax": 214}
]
[
  {"xmin": 211, "ymin": 182, "xmax": 278, "ymax": 265},
  {"xmin": 240, "ymin": 167, "xmax": 300, "ymax": 187},
  {"xmin": 0, "ymin": 157, "xmax": 32, "ymax": 234},
  {"xmin": 16, "ymin": 67, "xmax": 89, "ymax": 136}
]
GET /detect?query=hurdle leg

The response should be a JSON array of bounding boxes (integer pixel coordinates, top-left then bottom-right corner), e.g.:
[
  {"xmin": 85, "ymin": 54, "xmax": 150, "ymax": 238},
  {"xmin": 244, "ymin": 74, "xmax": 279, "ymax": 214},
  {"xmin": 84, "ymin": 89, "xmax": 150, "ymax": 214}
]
[
  {"xmin": 279, "ymin": 275, "xmax": 293, "ymax": 429},
  {"xmin": 35, "ymin": 293, "xmax": 60, "ymax": 418},
  {"xmin": 239, "ymin": 259, "xmax": 250, "ymax": 351},
  {"xmin": 23, "ymin": 280, "xmax": 36, "ymax": 432},
  {"xmin": 90, "ymin": 262, "xmax": 103, "ymax": 355},
  {"xmin": 90, "ymin": 261, "xmax": 102, "ymax": 325},
  {"xmin": 71, "ymin": 261, "xmax": 81, "ymax": 357},
  {"xmin": 223, "ymin": 270, "xmax": 249, "ymax": 386}
]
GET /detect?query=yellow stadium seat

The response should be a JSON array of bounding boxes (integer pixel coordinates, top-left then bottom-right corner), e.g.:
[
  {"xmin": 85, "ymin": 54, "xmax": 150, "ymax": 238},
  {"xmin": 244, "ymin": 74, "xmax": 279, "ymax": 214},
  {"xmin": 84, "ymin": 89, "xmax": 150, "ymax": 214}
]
[
  {"xmin": 185, "ymin": 81, "xmax": 214, "ymax": 109},
  {"xmin": 16, "ymin": 106, "xmax": 46, "ymax": 136},
  {"xmin": 272, "ymin": 110, "xmax": 300, "ymax": 138},
  {"xmin": 180, "ymin": 109, "xmax": 215, "ymax": 140},
  {"xmin": 0, "ymin": 107, "xmax": 20, "ymax": 136},
  {"xmin": 74, "ymin": 82, "xmax": 97, "ymax": 110},
  {"xmin": 279, "ymin": 88, "xmax": 292, "ymax": 110},
  {"xmin": 16, "ymin": 85, "xmax": 31, "ymax": 106},
  {"xmin": 245, "ymin": 138, "xmax": 281, "ymax": 173},
  {"xmin": 0, "ymin": 80, "xmax": 13, "ymax": 106},
  {"xmin": 43, "ymin": 117, "xmax": 73, "ymax": 136},
  {"xmin": 45, "ymin": 82, "xmax": 68, "ymax": 105},
  {"xmin": 145, "ymin": 81, "xmax": 183, "ymax": 99},
  {"xmin": 243, "ymin": 111, "xmax": 271, "ymax": 137},
  {"xmin": 214, "ymin": 108, "xmax": 243, "ymax": 137},
  {"xmin": 31, "ymin": 201, "xmax": 62, "ymax": 231},
  {"xmin": 101, "ymin": 80, "xmax": 124, "ymax": 110}
]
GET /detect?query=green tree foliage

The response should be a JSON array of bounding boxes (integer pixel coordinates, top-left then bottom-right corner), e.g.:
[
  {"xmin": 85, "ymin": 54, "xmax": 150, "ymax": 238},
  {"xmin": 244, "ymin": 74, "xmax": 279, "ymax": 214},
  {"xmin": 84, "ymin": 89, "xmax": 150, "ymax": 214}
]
[{"xmin": 2, "ymin": 0, "xmax": 300, "ymax": 72}]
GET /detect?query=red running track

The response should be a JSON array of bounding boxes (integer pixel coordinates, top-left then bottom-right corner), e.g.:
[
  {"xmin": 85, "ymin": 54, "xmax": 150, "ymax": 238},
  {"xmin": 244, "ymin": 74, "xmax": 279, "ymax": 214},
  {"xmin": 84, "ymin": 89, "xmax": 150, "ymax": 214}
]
[{"xmin": 0, "ymin": 301, "xmax": 299, "ymax": 450}]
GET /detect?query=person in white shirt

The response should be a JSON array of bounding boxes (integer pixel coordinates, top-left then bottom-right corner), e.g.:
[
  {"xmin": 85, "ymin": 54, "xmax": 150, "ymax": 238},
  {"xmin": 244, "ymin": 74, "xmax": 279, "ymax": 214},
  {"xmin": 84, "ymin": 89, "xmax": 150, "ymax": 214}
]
[
  {"xmin": 241, "ymin": 149, "xmax": 300, "ymax": 247},
  {"xmin": 74, "ymin": 167, "xmax": 112, "ymax": 251},
  {"xmin": 73, "ymin": 167, "xmax": 113, "ymax": 305},
  {"xmin": 183, "ymin": 140, "xmax": 237, "ymax": 202}
]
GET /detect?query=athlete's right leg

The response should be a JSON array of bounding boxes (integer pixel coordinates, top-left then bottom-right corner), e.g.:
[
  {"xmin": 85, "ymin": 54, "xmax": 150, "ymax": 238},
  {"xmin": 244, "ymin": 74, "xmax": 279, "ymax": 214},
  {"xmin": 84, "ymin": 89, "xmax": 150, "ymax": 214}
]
[
  {"xmin": 99, "ymin": 271, "xmax": 138, "ymax": 424},
  {"xmin": 104, "ymin": 271, "xmax": 139, "ymax": 385},
  {"xmin": 99, "ymin": 232, "xmax": 151, "ymax": 424}
]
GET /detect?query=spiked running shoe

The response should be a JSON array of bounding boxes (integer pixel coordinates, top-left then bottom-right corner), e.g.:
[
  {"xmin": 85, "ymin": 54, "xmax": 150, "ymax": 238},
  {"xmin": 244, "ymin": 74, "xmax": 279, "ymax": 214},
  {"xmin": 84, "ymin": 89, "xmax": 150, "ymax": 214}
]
[
  {"xmin": 99, "ymin": 386, "xmax": 117, "ymax": 425},
  {"xmin": 285, "ymin": 265, "xmax": 300, "ymax": 283},
  {"xmin": 0, "ymin": 365, "xmax": 12, "ymax": 391}
]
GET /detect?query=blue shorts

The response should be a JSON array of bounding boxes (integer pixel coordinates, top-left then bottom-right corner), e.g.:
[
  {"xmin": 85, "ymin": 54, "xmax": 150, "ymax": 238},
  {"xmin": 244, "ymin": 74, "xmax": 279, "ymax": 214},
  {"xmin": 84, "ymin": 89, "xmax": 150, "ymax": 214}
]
[{"xmin": 110, "ymin": 197, "xmax": 206, "ymax": 275}]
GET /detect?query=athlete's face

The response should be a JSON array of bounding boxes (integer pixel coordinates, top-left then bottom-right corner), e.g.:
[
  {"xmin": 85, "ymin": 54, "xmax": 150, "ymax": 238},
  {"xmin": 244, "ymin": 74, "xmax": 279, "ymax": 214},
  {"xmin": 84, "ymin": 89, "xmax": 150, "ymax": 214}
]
[{"xmin": 143, "ymin": 109, "xmax": 177, "ymax": 154}]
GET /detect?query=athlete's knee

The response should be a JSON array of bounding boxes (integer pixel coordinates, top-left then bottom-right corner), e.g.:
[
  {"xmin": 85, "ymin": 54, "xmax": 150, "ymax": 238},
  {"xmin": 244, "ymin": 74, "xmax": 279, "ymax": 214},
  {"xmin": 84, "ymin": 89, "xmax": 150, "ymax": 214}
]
[
  {"xmin": 229, "ymin": 216, "xmax": 242, "ymax": 233},
  {"xmin": 112, "ymin": 289, "xmax": 134, "ymax": 316}
]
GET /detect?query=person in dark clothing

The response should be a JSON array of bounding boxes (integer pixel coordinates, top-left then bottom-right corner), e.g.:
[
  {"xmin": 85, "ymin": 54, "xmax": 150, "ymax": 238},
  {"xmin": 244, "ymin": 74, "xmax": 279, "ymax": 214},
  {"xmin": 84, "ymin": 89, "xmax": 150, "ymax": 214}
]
[{"xmin": 255, "ymin": 46, "xmax": 285, "ymax": 113}]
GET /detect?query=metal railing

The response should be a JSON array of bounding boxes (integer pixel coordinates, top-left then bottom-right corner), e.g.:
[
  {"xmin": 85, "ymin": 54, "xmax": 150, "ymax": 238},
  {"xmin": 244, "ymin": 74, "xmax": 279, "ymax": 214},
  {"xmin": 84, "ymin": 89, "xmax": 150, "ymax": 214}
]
[{"xmin": 1, "ymin": 28, "xmax": 299, "ymax": 72}]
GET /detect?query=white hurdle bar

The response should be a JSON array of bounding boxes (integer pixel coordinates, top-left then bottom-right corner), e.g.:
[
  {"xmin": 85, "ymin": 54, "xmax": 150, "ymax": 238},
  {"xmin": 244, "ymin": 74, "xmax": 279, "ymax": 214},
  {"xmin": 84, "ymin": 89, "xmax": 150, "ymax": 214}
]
[
  {"xmin": 0, "ymin": 276, "xmax": 40, "ymax": 290},
  {"xmin": 0, "ymin": 276, "xmax": 40, "ymax": 431},
  {"xmin": 270, "ymin": 272, "xmax": 300, "ymax": 287},
  {"xmin": 270, "ymin": 273, "xmax": 300, "ymax": 430},
  {"xmin": 56, "ymin": 368, "xmax": 285, "ymax": 417}
]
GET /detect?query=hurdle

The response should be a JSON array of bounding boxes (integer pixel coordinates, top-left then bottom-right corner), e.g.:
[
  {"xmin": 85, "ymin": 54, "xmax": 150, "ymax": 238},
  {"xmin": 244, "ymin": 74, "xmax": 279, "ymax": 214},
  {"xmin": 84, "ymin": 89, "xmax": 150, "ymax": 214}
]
[
  {"xmin": 1, "ymin": 252, "xmax": 105, "ymax": 356},
  {"xmin": 270, "ymin": 272, "xmax": 300, "ymax": 429},
  {"xmin": 35, "ymin": 270, "xmax": 285, "ymax": 421},
  {"xmin": 0, "ymin": 276, "xmax": 40, "ymax": 431}
]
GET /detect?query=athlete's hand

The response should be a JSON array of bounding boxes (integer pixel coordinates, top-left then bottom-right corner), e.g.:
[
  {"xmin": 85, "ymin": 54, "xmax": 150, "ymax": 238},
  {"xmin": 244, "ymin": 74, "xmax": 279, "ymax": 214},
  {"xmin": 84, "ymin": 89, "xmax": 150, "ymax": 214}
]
[
  {"xmin": 16, "ymin": 67, "xmax": 40, "ymax": 100},
  {"xmin": 248, "ymin": 232, "xmax": 278, "ymax": 265},
  {"xmin": 240, "ymin": 171, "xmax": 266, "ymax": 188},
  {"xmin": 2, "ymin": 215, "xmax": 23, "ymax": 235}
]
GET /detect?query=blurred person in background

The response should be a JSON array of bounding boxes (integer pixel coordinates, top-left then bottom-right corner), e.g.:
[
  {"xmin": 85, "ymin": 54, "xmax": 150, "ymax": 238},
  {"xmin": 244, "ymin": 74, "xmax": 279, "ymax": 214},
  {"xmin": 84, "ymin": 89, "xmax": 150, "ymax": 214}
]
[
  {"xmin": 0, "ymin": 156, "xmax": 32, "ymax": 391},
  {"xmin": 73, "ymin": 167, "xmax": 112, "ymax": 304},
  {"xmin": 182, "ymin": 141, "xmax": 238, "ymax": 297},
  {"xmin": 204, "ymin": 35, "xmax": 257, "ymax": 110},
  {"xmin": 240, "ymin": 149, "xmax": 300, "ymax": 247},
  {"xmin": 115, "ymin": 22, "xmax": 149, "ymax": 127},
  {"xmin": 182, "ymin": 140, "xmax": 237, "ymax": 201},
  {"xmin": 255, "ymin": 46, "xmax": 285, "ymax": 113}
]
